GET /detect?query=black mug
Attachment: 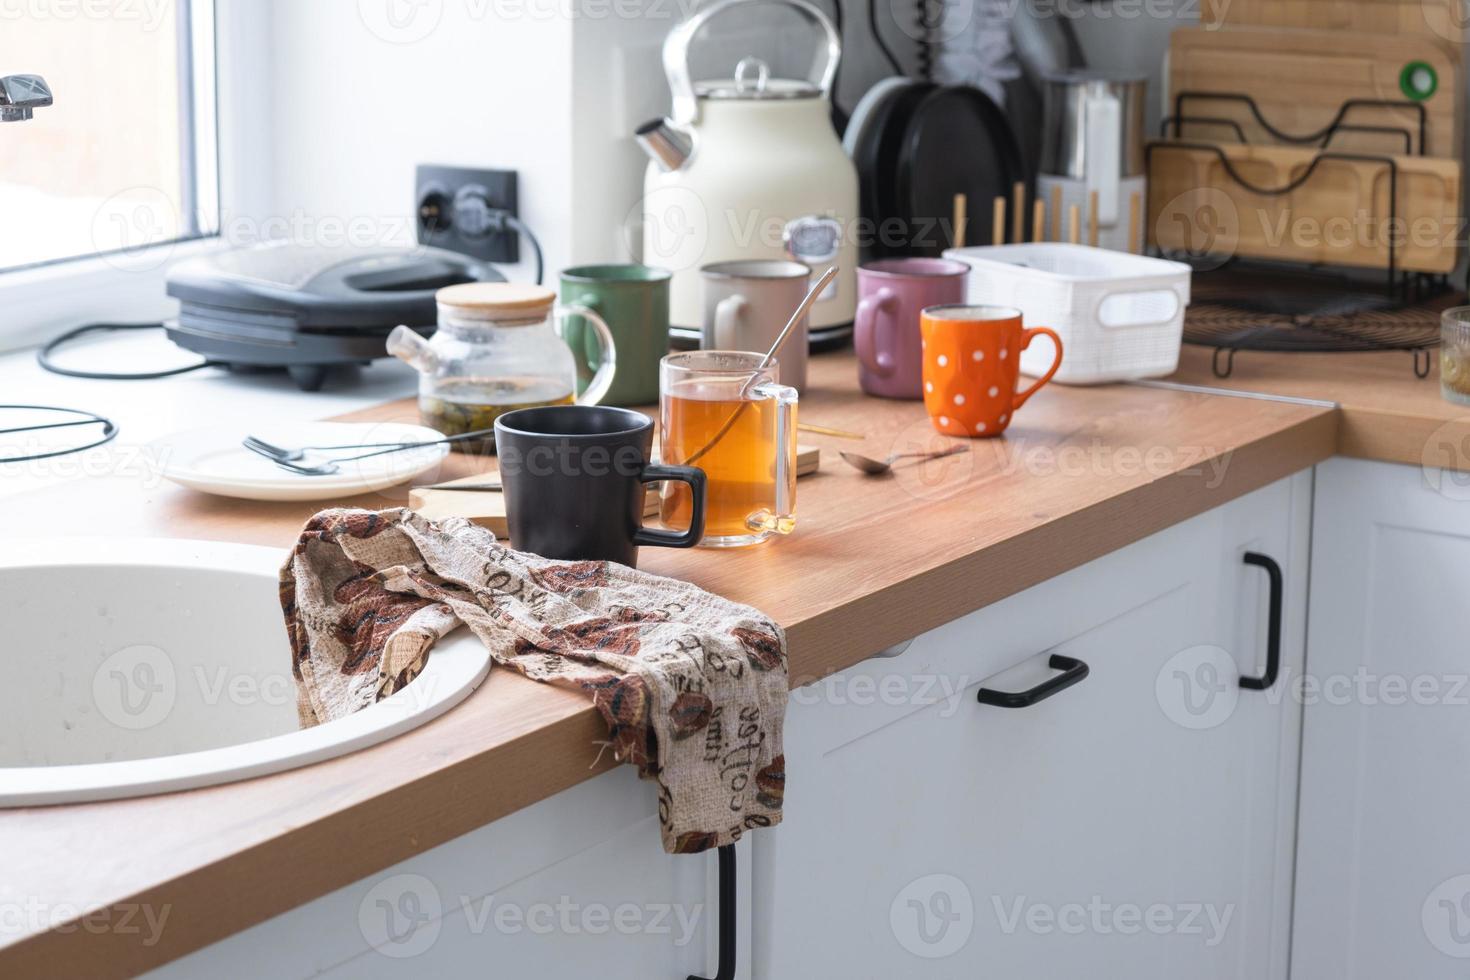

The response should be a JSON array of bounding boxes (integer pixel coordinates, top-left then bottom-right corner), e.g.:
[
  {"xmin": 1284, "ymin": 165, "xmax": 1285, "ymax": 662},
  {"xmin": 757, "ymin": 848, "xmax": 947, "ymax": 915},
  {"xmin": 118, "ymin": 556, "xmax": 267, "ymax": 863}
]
[{"xmin": 493, "ymin": 405, "xmax": 706, "ymax": 566}]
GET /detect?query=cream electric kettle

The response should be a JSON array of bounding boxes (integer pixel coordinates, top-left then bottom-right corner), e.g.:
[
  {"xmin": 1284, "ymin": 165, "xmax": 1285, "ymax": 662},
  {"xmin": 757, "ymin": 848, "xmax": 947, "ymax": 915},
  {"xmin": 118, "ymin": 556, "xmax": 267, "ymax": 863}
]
[{"xmin": 635, "ymin": 0, "xmax": 858, "ymax": 343}]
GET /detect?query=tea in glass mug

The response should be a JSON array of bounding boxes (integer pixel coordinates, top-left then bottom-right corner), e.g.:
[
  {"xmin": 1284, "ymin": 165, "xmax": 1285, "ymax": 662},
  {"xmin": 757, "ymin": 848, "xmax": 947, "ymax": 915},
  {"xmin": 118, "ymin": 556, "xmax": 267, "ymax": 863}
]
[{"xmin": 659, "ymin": 351, "xmax": 798, "ymax": 547}]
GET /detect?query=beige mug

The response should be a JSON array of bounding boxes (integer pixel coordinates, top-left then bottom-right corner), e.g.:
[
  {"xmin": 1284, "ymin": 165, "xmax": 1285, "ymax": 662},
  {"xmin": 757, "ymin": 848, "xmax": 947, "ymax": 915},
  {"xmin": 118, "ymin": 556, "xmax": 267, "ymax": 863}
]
[{"xmin": 699, "ymin": 259, "xmax": 812, "ymax": 391}]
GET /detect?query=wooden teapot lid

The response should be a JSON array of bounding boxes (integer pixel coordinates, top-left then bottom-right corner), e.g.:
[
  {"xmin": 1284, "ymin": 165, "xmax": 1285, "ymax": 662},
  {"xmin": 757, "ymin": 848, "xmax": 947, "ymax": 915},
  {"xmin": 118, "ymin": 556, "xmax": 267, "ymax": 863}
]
[{"xmin": 436, "ymin": 283, "xmax": 554, "ymax": 320}]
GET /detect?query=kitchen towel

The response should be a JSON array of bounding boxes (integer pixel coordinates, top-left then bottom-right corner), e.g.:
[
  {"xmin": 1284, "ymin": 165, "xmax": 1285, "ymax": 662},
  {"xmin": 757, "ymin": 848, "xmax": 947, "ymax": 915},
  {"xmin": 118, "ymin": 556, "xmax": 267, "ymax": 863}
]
[{"xmin": 281, "ymin": 507, "xmax": 786, "ymax": 854}]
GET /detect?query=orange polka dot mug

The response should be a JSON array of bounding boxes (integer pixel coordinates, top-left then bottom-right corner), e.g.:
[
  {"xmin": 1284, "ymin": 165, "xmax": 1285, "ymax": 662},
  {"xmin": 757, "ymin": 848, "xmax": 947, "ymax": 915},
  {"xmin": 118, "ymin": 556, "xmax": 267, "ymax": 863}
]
[{"xmin": 919, "ymin": 305, "xmax": 1063, "ymax": 438}]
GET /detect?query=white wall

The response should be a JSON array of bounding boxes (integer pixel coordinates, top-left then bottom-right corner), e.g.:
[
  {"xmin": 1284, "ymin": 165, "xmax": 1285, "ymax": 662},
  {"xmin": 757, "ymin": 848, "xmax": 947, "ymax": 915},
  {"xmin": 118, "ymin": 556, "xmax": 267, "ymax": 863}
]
[
  {"xmin": 1068, "ymin": 2, "xmax": 1193, "ymax": 134},
  {"xmin": 256, "ymin": 0, "xmax": 889, "ymax": 278},
  {"xmin": 249, "ymin": 0, "xmax": 574, "ymax": 283},
  {"xmin": 567, "ymin": 6, "xmax": 667, "ymax": 266}
]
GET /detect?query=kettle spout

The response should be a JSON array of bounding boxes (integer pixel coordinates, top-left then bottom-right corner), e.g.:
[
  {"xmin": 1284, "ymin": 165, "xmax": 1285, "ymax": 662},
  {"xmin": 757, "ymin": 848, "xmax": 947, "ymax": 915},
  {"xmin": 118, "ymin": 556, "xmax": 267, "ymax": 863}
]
[
  {"xmin": 386, "ymin": 325, "xmax": 438, "ymax": 374},
  {"xmin": 634, "ymin": 118, "xmax": 693, "ymax": 172}
]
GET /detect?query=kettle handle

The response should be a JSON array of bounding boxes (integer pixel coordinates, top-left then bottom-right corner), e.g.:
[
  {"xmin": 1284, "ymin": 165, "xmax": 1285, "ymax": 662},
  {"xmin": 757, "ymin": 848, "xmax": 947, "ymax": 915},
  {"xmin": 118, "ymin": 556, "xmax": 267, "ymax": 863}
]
[{"xmin": 663, "ymin": 0, "xmax": 841, "ymax": 128}]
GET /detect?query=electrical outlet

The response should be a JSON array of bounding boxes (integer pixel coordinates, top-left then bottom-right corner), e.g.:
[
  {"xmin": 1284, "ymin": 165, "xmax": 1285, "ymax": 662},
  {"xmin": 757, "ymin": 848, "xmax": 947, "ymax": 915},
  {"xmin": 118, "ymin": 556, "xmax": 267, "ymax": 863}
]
[{"xmin": 415, "ymin": 164, "xmax": 519, "ymax": 263}]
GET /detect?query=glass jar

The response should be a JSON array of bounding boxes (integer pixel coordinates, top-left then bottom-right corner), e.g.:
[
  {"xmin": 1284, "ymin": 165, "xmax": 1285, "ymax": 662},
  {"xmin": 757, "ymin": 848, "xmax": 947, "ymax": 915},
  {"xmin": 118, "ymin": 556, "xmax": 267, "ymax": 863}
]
[
  {"xmin": 1443, "ymin": 307, "xmax": 1470, "ymax": 406},
  {"xmin": 387, "ymin": 283, "xmax": 616, "ymax": 452}
]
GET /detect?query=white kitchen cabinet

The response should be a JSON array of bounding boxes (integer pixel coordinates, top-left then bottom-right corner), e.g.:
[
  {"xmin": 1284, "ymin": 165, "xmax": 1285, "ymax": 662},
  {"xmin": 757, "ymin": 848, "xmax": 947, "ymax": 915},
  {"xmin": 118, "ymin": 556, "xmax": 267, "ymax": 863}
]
[
  {"xmin": 148, "ymin": 474, "xmax": 1311, "ymax": 980},
  {"xmin": 754, "ymin": 472, "xmax": 1311, "ymax": 979},
  {"xmin": 149, "ymin": 765, "xmax": 747, "ymax": 979},
  {"xmin": 1292, "ymin": 457, "xmax": 1470, "ymax": 978}
]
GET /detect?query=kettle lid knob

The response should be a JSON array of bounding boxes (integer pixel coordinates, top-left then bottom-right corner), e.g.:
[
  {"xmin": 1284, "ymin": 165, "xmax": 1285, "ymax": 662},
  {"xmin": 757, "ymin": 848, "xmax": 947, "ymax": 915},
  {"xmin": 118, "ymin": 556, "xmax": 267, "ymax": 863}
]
[{"xmin": 734, "ymin": 57, "xmax": 770, "ymax": 96}]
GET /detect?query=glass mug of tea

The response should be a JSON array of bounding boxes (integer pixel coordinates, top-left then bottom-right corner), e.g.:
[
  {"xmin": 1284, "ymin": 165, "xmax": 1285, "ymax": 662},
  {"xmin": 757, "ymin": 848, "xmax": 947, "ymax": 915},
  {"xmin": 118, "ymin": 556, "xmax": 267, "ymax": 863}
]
[
  {"xmin": 658, "ymin": 351, "xmax": 798, "ymax": 547},
  {"xmin": 387, "ymin": 283, "xmax": 616, "ymax": 453}
]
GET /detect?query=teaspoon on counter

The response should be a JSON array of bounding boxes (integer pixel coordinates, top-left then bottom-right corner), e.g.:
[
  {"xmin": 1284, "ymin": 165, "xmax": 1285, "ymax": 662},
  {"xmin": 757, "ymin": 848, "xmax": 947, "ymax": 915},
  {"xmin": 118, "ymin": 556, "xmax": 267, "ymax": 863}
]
[{"xmin": 840, "ymin": 444, "xmax": 967, "ymax": 475}]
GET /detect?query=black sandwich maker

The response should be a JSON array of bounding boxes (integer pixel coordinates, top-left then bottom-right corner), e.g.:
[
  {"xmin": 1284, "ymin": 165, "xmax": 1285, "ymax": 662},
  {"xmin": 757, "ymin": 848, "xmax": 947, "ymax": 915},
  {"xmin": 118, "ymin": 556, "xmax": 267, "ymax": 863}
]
[{"xmin": 163, "ymin": 242, "xmax": 502, "ymax": 391}]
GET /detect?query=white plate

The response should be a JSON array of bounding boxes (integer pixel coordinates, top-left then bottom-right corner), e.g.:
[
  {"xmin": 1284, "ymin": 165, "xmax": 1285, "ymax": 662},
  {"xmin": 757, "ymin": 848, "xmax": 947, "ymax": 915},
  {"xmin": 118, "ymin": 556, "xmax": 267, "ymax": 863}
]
[{"xmin": 150, "ymin": 421, "xmax": 453, "ymax": 501}]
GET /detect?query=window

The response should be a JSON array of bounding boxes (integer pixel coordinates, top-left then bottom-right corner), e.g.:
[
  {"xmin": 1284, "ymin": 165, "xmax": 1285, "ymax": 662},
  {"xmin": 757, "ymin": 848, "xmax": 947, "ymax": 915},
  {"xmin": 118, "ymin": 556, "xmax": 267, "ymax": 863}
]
[{"xmin": 0, "ymin": 0, "xmax": 218, "ymax": 274}]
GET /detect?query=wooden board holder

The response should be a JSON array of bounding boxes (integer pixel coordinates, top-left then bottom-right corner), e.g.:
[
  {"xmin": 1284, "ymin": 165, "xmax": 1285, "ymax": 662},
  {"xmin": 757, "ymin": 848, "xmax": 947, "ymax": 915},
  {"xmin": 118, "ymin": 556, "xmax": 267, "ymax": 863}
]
[
  {"xmin": 1147, "ymin": 139, "xmax": 1462, "ymax": 274},
  {"xmin": 1168, "ymin": 26, "xmax": 1462, "ymax": 158}
]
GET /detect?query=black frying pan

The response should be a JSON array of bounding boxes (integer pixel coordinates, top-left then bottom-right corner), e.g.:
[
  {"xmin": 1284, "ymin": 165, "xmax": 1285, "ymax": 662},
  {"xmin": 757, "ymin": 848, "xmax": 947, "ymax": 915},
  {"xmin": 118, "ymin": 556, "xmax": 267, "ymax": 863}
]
[
  {"xmin": 896, "ymin": 85, "xmax": 1027, "ymax": 257},
  {"xmin": 849, "ymin": 80, "xmax": 935, "ymax": 260}
]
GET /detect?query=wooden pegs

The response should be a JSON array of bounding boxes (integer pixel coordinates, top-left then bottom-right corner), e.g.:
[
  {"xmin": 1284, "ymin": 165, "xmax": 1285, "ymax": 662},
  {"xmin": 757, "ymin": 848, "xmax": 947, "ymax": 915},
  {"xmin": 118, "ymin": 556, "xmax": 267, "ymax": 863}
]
[
  {"xmin": 1011, "ymin": 182, "xmax": 1025, "ymax": 245},
  {"xmin": 1032, "ymin": 198, "xmax": 1046, "ymax": 243},
  {"xmin": 1127, "ymin": 191, "xmax": 1142, "ymax": 254},
  {"xmin": 1068, "ymin": 204, "xmax": 1081, "ymax": 245},
  {"xmin": 1087, "ymin": 190, "xmax": 1100, "ymax": 247},
  {"xmin": 1049, "ymin": 185, "xmax": 1062, "ymax": 242},
  {"xmin": 953, "ymin": 193, "xmax": 968, "ymax": 249},
  {"xmin": 992, "ymin": 196, "xmax": 1006, "ymax": 246}
]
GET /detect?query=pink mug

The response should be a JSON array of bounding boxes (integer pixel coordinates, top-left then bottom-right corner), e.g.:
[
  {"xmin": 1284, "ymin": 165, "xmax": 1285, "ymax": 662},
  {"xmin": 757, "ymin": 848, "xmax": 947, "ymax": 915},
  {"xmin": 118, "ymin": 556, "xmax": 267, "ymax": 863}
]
[{"xmin": 855, "ymin": 258, "xmax": 970, "ymax": 399}]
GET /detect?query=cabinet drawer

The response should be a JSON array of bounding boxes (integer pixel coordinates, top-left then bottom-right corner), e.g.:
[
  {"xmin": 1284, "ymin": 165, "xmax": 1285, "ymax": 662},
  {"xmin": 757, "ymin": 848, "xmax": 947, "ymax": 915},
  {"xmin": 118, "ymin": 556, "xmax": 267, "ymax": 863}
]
[
  {"xmin": 152, "ymin": 765, "xmax": 737, "ymax": 979},
  {"xmin": 760, "ymin": 470, "xmax": 1311, "ymax": 980},
  {"xmin": 791, "ymin": 471, "xmax": 1308, "ymax": 758}
]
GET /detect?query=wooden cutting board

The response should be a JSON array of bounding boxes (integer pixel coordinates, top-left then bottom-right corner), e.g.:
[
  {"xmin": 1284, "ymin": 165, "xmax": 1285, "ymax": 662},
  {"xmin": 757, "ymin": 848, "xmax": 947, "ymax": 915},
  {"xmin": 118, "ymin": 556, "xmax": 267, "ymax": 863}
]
[
  {"xmin": 1148, "ymin": 140, "xmax": 1462, "ymax": 273},
  {"xmin": 409, "ymin": 445, "xmax": 822, "ymax": 536},
  {"xmin": 1200, "ymin": 0, "xmax": 1466, "ymax": 43},
  {"xmin": 1168, "ymin": 26, "xmax": 1462, "ymax": 158}
]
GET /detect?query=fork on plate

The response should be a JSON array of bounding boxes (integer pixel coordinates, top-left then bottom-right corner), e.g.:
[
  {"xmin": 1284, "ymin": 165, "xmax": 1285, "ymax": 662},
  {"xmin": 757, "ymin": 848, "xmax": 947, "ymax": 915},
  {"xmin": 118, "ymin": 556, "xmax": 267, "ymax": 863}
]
[{"xmin": 242, "ymin": 429, "xmax": 493, "ymax": 476}]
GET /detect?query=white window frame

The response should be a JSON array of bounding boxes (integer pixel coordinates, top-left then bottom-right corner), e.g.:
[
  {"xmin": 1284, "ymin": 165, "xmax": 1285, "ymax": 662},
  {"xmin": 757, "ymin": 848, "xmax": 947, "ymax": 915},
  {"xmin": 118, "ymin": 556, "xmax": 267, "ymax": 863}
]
[{"xmin": 0, "ymin": 0, "xmax": 270, "ymax": 354}]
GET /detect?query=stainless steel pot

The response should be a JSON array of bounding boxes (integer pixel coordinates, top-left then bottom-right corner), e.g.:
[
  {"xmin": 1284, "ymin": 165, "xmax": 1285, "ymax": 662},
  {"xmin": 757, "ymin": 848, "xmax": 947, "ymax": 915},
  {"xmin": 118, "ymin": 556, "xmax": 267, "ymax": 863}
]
[
  {"xmin": 1037, "ymin": 69, "xmax": 1148, "ymax": 251},
  {"xmin": 1039, "ymin": 69, "xmax": 1147, "ymax": 180}
]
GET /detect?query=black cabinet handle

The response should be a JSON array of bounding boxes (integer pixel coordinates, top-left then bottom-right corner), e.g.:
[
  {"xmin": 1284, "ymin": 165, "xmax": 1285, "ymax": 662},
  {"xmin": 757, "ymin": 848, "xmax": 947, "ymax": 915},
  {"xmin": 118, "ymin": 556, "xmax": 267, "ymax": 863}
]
[
  {"xmin": 1239, "ymin": 552, "xmax": 1284, "ymax": 691},
  {"xmin": 977, "ymin": 654, "xmax": 1090, "ymax": 708}
]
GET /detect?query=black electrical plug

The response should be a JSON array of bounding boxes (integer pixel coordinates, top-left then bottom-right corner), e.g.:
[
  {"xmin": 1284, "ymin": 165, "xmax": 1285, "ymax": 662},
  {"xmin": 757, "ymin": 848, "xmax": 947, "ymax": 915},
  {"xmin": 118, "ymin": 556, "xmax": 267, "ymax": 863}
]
[{"xmin": 455, "ymin": 187, "xmax": 543, "ymax": 285}]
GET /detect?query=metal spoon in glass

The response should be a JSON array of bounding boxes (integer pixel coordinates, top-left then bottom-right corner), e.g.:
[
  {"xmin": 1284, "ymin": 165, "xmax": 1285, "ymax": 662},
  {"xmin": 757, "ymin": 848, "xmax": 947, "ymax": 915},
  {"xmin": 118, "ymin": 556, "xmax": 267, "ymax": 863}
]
[
  {"xmin": 840, "ymin": 444, "xmax": 968, "ymax": 475},
  {"xmin": 684, "ymin": 266, "xmax": 838, "ymax": 467}
]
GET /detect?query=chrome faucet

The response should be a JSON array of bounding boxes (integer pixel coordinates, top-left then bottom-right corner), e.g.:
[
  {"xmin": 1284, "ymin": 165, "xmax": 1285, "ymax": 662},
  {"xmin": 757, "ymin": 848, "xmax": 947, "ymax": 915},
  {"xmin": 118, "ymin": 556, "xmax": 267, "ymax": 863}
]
[{"xmin": 0, "ymin": 74, "xmax": 52, "ymax": 122}]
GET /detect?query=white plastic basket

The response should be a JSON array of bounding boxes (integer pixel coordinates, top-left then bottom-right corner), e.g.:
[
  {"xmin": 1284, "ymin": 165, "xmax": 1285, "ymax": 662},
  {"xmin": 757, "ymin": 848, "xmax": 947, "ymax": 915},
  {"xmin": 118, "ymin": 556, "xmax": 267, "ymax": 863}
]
[{"xmin": 942, "ymin": 244, "xmax": 1192, "ymax": 385}]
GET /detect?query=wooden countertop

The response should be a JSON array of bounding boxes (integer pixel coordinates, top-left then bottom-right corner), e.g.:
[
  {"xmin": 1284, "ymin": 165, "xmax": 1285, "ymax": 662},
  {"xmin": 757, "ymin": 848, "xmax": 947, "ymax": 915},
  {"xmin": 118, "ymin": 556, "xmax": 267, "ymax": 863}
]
[
  {"xmin": 0, "ymin": 350, "xmax": 1359, "ymax": 977},
  {"xmin": 1170, "ymin": 345, "xmax": 1468, "ymax": 471}
]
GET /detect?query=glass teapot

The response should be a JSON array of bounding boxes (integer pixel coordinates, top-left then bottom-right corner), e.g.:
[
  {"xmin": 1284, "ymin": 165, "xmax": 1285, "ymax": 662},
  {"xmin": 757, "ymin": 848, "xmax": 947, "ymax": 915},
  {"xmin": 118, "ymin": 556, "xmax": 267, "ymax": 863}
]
[{"xmin": 388, "ymin": 283, "xmax": 616, "ymax": 451}]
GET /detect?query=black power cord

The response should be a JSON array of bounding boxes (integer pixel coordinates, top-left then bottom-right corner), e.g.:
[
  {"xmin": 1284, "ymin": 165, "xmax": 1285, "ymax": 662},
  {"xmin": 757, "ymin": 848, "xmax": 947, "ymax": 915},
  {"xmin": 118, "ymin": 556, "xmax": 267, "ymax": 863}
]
[
  {"xmin": 37, "ymin": 322, "xmax": 218, "ymax": 380},
  {"xmin": 455, "ymin": 189, "xmax": 545, "ymax": 285},
  {"xmin": 869, "ymin": 0, "xmax": 905, "ymax": 76},
  {"xmin": 452, "ymin": 188, "xmax": 546, "ymax": 285},
  {"xmin": 0, "ymin": 404, "xmax": 118, "ymax": 463},
  {"xmin": 500, "ymin": 212, "xmax": 544, "ymax": 287},
  {"xmin": 827, "ymin": 0, "xmax": 848, "ymax": 130},
  {"xmin": 915, "ymin": 0, "xmax": 939, "ymax": 81}
]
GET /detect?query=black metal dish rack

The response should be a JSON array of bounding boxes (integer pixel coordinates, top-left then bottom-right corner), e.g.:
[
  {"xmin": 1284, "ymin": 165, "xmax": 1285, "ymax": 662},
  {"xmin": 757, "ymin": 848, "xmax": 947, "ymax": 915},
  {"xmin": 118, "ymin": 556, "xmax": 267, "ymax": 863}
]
[
  {"xmin": 1148, "ymin": 91, "xmax": 1463, "ymax": 377},
  {"xmin": 1182, "ymin": 263, "xmax": 1451, "ymax": 379}
]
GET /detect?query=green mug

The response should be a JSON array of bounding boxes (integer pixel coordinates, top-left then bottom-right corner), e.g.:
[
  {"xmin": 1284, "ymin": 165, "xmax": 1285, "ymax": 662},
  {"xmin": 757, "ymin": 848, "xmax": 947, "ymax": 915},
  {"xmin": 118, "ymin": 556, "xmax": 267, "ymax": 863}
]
[{"xmin": 559, "ymin": 264, "xmax": 672, "ymax": 407}]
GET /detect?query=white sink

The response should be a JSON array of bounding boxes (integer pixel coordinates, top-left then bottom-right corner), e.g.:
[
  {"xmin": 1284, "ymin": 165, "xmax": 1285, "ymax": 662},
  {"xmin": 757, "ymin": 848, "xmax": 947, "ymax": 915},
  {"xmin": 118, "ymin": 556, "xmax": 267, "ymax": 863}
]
[{"xmin": 0, "ymin": 539, "xmax": 490, "ymax": 806}]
